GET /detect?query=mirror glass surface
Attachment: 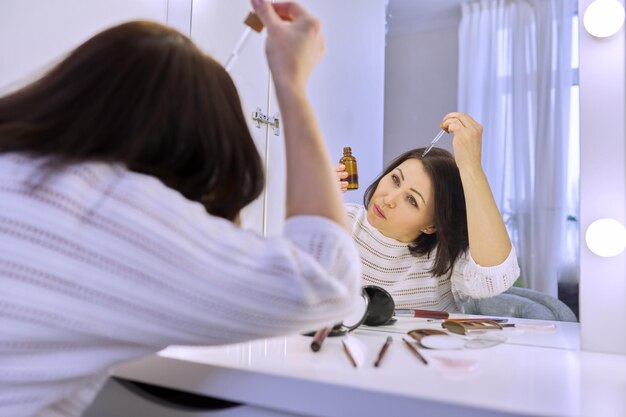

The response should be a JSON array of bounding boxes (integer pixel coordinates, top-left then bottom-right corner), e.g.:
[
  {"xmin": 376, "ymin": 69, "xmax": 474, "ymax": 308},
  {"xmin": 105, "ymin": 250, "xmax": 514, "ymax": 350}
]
[
  {"xmin": 183, "ymin": 0, "xmax": 580, "ymax": 334},
  {"xmin": 384, "ymin": 0, "xmax": 580, "ymax": 321},
  {"xmin": 342, "ymin": 291, "xmax": 370, "ymax": 330}
]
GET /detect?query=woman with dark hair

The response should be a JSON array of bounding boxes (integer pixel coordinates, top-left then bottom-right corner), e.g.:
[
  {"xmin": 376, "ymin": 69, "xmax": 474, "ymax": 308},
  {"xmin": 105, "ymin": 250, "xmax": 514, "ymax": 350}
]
[
  {"xmin": 0, "ymin": 1, "xmax": 361, "ymax": 416},
  {"xmin": 337, "ymin": 112, "xmax": 519, "ymax": 311}
]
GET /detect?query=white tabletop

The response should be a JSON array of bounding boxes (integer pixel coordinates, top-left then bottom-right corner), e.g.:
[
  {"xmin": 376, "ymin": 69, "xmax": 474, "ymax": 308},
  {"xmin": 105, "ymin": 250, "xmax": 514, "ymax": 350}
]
[{"xmin": 111, "ymin": 318, "xmax": 626, "ymax": 417}]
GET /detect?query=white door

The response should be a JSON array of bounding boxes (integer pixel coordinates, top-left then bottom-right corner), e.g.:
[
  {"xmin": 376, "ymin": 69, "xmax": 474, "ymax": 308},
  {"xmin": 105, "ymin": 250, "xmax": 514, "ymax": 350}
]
[{"xmin": 191, "ymin": 0, "xmax": 273, "ymax": 235}]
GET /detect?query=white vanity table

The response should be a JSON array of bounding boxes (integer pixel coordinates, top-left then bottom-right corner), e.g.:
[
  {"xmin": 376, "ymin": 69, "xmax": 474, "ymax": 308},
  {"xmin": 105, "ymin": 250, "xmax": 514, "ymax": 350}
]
[{"xmin": 83, "ymin": 317, "xmax": 626, "ymax": 417}]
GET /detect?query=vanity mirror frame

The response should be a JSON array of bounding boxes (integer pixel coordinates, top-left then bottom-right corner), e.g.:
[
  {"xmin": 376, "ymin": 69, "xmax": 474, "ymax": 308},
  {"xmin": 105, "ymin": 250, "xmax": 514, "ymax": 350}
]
[{"xmin": 578, "ymin": 0, "xmax": 626, "ymax": 355}]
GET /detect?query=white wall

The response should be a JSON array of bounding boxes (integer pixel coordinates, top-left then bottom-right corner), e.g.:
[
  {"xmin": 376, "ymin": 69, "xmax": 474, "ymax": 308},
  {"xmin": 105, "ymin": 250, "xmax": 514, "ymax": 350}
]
[
  {"xmin": 579, "ymin": 0, "xmax": 626, "ymax": 355},
  {"xmin": 297, "ymin": 0, "xmax": 387, "ymax": 206},
  {"xmin": 0, "ymin": 0, "xmax": 169, "ymax": 94},
  {"xmin": 383, "ymin": 25, "xmax": 459, "ymax": 165}
]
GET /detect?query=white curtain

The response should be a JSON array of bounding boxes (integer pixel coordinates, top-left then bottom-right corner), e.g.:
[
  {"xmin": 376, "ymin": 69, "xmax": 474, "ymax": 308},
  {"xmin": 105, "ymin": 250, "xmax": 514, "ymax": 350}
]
[{"xmin": 458, "ymin": 0, "xmax": 574, "ymax": 297}]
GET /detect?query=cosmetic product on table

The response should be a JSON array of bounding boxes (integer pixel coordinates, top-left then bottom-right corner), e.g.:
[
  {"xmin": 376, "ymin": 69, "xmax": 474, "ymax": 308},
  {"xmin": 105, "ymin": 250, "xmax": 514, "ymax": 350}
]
[
  {"xmin": 395, "ymin": 309, "xmax": 449, "ymax": 319},
  {"xmin": 402, "ymin": 337, "xmax": 428, "ymax": 365},
  {"xmin": 310, "ymin": 327, "xmax": 331, "ymax": 352},
  {"xmin": 408, "ymin": 328, "xmax": 505, "ymax": 350},
  {"xmin": 341, "ymin": 335, "xmax": 366, "ymax": 368},
  {"xmin": 374, "ymin": 336, "xmax": 393, "ymax": 367},
  {"xmin": 500, "ymin": 323, "xmax": 557, "ymax": 332},
  {"xmin": 442, "ymin": 319, "xmax": 503, "ymax": 335},
  {"xmin": 441, "ymin": 317, "xmax": 508, "ymax": 323},
  {"xmin": 440, "ymin": 319, "xmax": 555, "ymax": 335}
]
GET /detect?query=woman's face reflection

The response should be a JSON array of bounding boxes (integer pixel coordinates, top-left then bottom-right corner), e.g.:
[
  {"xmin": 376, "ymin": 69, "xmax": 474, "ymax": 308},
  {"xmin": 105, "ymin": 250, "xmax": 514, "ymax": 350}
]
[{"xmin": 367, "ymin": 159, "xmax": 437, "ymax": 242}]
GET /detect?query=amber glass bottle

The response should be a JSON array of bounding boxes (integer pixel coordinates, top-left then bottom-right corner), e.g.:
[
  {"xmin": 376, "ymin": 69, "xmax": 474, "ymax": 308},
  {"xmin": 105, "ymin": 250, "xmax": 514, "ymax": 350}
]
[{"xmin": 339, "ymin": 147, "xmax": 359, "ymax": 190}]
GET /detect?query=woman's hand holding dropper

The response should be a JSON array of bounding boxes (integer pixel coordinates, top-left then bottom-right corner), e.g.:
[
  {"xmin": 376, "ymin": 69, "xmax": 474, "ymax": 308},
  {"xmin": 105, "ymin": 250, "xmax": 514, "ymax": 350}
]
[{"xmin": 441, "ymin": 112, "xmax": 511, "ymax": 267}]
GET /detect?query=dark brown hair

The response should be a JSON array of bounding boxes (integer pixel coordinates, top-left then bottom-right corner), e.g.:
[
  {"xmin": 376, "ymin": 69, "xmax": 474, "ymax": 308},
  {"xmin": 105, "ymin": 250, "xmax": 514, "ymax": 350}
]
[
  {"xmin": 363, "ymin": 147, "xmax": 468, "ymax": 276},
  {"xmin": 0, "ymin": 21, "xmax": 264, "ymax": 221}
]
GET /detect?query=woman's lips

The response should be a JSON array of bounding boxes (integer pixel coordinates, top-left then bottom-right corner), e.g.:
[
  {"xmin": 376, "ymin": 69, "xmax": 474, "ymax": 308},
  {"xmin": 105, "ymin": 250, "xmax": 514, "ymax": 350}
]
[{"xmin": 373, "ymin": 204, "xmax": 386, "ymax": 219}]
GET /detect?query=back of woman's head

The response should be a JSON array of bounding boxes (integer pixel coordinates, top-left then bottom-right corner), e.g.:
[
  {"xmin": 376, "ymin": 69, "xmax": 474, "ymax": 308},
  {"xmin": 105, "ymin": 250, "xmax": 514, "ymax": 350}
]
[
  {"xmin": 0, "ymin": 21, "xmax": 263, "ymax": 221},
  {"xmin": 363, "ymin": 147, "xmax": 468, "ymax": 276}
]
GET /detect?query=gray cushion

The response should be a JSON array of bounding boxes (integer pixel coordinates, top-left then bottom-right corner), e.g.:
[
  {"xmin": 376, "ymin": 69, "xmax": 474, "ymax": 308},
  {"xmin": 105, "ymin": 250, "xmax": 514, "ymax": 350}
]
[{"xmin": 461, "ymin": 286, "xmax": 578, "ymax": 322}]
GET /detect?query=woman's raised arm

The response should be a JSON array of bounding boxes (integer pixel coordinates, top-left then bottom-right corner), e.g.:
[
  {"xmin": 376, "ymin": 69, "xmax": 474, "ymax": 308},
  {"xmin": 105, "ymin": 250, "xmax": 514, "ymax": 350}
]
[{"xmin": 441, "ymin": 112, "xmax": 512, "ymax": 266}]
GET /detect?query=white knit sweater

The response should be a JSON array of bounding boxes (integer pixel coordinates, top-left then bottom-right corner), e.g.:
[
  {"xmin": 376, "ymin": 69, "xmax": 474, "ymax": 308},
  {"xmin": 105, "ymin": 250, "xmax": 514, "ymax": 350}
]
[
  {"xmin": 0, "ymin": 153, "xmax": 361, "ymax": 417},
  {"xmin": 346, "ymin": 203, "xmax": 519, "ymax": 311}
]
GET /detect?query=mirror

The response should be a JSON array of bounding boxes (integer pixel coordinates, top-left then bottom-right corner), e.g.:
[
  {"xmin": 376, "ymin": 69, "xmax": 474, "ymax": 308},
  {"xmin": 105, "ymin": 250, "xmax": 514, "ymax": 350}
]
[
  {"xmin": 184, "ymin": 0, "xmax": 580, "ymax": 329},
  {"xmin": 384, "ymin": 0, "xmax": 580, "ymax": 320},
  {"xmin": 339, "ymin": 289, "xmax": 370, "ymax": 333}
]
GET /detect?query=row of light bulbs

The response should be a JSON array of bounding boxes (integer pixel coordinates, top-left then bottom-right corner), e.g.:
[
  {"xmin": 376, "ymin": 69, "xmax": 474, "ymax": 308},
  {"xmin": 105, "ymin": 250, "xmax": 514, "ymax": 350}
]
[
  {"xmin": 583, "ymin": 0, "xmax": 625, "ymax": 37},
  {"xmin": 582, "ymin": 1, "xmax": 625, "ymax": 256}
]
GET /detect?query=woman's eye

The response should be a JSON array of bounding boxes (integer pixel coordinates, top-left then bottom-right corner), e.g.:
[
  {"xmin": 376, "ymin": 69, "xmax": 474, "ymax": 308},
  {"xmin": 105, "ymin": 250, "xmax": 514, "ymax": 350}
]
[
  {"xmin": 391, "ymin": 174, "xmax": 400, "ymax": 186},
  {"xmin": 408, "ymin": 195, "xmax": 418, "ymax": 207}
]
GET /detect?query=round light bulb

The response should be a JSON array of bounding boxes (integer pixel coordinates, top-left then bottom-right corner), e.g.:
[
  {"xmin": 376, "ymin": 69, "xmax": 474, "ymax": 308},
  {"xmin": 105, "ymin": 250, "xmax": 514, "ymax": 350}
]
[
  {"xmin": 585, "ymin": 218, "xmax": 626, "ymax": 257},
  {"xmin": 583, "ymin": 0, "xmax": 625, "ymax": 38}
]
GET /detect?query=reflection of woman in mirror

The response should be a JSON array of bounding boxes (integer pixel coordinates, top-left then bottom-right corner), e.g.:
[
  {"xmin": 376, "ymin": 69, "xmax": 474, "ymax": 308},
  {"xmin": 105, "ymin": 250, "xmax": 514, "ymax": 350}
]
[{"xmin": 337, "ymin": 112, "xmax": 520, "ymax": 311}]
